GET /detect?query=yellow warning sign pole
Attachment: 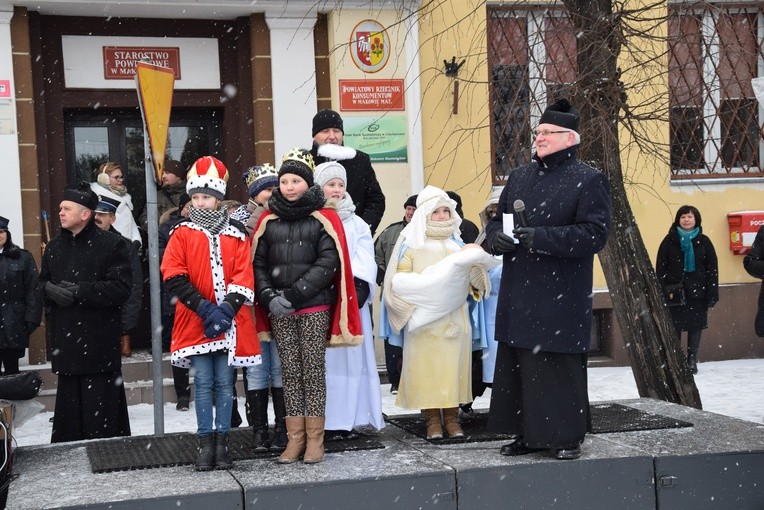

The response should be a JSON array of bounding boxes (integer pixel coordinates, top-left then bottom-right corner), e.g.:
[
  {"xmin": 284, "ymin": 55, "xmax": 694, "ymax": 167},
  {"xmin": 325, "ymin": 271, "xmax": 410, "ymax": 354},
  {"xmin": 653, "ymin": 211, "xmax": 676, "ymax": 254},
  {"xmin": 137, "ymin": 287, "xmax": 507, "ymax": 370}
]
[{"xmin": 136, "ymin": 61, "xmax": 175, "ymax": 434}]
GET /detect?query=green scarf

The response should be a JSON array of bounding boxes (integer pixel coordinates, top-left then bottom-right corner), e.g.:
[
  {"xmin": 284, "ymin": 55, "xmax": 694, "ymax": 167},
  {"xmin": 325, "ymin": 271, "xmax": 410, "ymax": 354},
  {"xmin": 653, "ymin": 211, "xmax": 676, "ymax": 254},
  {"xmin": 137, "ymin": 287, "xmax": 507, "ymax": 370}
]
[{"xmin": 677, "ymin": 226, "xmax": 699, "ymax": 272}]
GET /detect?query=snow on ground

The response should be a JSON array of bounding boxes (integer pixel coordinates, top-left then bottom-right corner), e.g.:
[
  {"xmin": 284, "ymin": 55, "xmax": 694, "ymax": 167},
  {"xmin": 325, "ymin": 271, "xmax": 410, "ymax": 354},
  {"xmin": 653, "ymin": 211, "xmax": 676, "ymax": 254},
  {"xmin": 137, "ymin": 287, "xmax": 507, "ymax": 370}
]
[{"xmin": 11, "ymin": 359, "xmax": 764, "ymax": 447}]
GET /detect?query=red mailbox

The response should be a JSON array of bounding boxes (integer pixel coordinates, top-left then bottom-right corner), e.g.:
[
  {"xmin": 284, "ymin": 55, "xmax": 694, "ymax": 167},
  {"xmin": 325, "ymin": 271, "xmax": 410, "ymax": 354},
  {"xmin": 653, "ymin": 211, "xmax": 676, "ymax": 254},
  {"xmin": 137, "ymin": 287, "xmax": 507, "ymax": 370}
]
[{"xmin": 727, "ymin": 211, "xmax": 764, "ymax": 255}]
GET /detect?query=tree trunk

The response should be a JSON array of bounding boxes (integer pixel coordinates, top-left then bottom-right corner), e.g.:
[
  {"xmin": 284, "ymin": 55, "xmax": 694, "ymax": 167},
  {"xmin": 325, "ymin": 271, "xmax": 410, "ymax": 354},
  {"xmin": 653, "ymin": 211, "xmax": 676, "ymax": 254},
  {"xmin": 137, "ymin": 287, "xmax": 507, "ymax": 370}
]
[{"xmin": 564, "ymin": 0, "xmax": 701, "ymax": 408}]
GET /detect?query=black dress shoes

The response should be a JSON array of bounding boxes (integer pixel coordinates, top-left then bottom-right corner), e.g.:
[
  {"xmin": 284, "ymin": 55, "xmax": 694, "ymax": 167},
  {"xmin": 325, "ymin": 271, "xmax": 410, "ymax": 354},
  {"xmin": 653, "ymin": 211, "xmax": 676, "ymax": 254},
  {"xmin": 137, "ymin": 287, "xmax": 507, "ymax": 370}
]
[
  {"xmin": 555, "ymin": 445, "xmax": 582, "ymax": 460},
  {"xmin": 499, "ymin": 441, "xmax": 543, "ymax": 456}
]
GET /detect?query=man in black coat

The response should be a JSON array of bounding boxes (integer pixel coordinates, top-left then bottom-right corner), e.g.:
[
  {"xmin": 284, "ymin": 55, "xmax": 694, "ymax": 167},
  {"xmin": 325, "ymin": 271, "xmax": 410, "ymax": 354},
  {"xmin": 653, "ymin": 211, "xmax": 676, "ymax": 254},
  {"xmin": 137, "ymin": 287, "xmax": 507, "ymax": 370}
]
[
  {"xmin": 310, "ymin": 109, "xmax": 386, "ymax": 235},
  {"xmin": 0, "ymin": 216, "xmax": 41, "ymax": 375},
  {"xmin": 38, "ymin": 182, "xmax": 132, "ymax": 442},
  {"xmin": 485, "ymin": 99, "xmax": 611, "ymax": 460},
  {"xmin": 94, "ymin": 196, "xmax": 143, "ymax": 358}
]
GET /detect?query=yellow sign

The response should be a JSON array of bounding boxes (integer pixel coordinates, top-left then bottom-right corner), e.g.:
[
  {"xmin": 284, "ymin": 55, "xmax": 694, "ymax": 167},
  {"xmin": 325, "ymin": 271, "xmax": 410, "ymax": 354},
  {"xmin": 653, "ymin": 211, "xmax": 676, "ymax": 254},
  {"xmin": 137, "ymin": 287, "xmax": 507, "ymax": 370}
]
[{"xmin": 135, "ymin": 61, "xmax": 175, "ymax": 182}]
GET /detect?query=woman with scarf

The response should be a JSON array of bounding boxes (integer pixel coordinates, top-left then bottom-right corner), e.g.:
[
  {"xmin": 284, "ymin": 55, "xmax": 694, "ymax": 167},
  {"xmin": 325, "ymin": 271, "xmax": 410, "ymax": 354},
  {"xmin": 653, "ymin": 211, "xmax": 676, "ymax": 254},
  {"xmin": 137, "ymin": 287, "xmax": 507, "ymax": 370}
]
[
  {"xmin": 252, "ymin": 148, "xmax": 362, "ymax": 465},
  {"xmin": 90, "ymin": 162, "xmax": 142, "ymax": 246},
  {"xmin": 656, "ymin": 205, "xmax": 718, "ymax": 374}
]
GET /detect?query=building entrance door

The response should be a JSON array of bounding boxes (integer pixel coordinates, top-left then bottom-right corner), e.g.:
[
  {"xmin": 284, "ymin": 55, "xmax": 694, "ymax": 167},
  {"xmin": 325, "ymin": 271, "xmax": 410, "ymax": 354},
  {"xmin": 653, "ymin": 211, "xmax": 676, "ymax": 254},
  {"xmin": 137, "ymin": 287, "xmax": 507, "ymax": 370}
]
[
  {"xmin": 63, "ymin": 107, "xmax": 223, "ymax": 349},
  {"xmin": 64, "ymin": 107, "xmax": 223, "ymax": 218}
]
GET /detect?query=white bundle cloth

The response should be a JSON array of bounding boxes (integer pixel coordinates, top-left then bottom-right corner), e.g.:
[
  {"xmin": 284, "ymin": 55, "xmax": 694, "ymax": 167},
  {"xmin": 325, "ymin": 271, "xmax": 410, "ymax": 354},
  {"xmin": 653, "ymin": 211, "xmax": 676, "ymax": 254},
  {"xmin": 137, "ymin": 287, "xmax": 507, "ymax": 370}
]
[{"xmin": 391, "ymin": 245, "xmax": 501, "ymax": 333}]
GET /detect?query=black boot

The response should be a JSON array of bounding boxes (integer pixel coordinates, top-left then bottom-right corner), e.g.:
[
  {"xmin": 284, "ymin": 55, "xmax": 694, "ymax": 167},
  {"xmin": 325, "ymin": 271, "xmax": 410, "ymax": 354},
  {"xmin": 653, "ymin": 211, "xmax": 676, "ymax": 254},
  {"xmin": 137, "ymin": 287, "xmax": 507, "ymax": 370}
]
[
  {"xmin": 231, "ymin": 378, "xmax": 243, "ymax": 428},
  {"xmin": 247, "ymin": 389, "xmax": 271, "ymax": 451},
  {"xmin": 214, "ymin": 432, "xmax": 233, "ymax": 469},
  {"xmin": 687, "ymin": 351, "xmax": 698, "ymax": 374},
  {"xmin": 195, "ymin": 434, "xmax": 215, "ymax": 471},
  {"xmin": 271, "ymin": 387, "xmax": 288, "ymax": 449}
]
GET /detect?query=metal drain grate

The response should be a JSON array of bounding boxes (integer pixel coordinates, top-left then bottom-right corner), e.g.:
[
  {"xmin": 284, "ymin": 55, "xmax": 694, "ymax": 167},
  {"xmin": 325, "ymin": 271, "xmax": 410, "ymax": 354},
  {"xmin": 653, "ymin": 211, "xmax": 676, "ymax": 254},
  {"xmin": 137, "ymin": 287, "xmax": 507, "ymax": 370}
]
[
  {"xmin": 385, "ymin": 403, "xmax": 693, "ymax": 445},
  {"xmin": 589, "ymin": 402, "xmax": 693, "ymax": 434},
  {"xmin": 87, "ymin": 427, "xmax": 384, "ymax": 473}
]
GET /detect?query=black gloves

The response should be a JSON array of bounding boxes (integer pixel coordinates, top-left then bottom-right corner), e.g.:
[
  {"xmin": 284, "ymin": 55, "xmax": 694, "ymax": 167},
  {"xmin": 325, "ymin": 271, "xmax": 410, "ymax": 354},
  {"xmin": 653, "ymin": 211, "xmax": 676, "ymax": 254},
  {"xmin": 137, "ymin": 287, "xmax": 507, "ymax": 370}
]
[
  {"xmin": 354, "ymin": 277, "xmax": 371, "ymax": 308},
  {"xmin": 44, "ymin": 281, "xmax": 76, "ymax": 307},
  {"xmin": 268, "ymin": 293, "xmax": 295, "ymax": 318},
  {"xmin": 513, "ymin": 227, "xmax": 535, "ymax": 250},
  {"xmin": 491, "ymin": 232, "xmax": 516, "ymax": 255}
]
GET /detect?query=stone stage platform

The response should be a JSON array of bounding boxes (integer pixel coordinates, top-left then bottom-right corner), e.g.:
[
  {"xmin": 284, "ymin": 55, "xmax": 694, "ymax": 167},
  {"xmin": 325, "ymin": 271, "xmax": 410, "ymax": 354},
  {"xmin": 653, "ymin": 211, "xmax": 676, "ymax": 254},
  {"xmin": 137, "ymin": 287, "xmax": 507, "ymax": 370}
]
[{"xmin": 6, "ymin": 398, "xmax": 764, "ymax": 510}]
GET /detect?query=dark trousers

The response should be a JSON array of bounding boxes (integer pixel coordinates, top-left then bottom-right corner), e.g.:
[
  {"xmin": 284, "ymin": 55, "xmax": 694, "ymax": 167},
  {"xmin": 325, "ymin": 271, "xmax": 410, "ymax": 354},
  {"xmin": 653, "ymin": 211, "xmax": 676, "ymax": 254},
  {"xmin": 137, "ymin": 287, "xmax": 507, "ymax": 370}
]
[
  {"xmin": 52, "ymin": 370, "xmax": 131, "ymax": 443},
  {"xmin": 0, "ymin": 348, "xmax": 24, "ymax": 376},
  {"xmin": 676, "ymin": 328, "xmax": 702, "ymax": 355},
  {"xmin": 383, "ymin": 339, "xmax": 402, "ymax": 387},
  {"xmin": 488, "ymin": 343, "xmax": 589, "ymax": 449},
  {"xmin": 163, "ymin": 313, "xmax": 190, "ymax": 399}
]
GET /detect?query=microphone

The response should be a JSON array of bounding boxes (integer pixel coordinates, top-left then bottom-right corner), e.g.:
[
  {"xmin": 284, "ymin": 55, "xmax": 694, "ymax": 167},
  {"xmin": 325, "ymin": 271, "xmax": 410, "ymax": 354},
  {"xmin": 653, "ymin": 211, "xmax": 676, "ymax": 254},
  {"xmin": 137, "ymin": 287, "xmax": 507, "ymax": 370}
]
[{"xmin": 513, "ymin": 199, "xmax": 528, "ymax": 227}]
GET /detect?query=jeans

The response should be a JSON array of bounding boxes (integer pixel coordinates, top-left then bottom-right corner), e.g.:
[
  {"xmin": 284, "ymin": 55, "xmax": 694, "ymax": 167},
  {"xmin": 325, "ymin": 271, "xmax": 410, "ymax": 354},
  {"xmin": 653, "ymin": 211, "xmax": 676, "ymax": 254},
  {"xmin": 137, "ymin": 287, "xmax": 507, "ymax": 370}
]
[
  {"xmin": 191, "ymin": 351, "xmax": 233, "ymax": 437},
  {"xmin": 246, "ymin": 340, "xmax": 283, "ymax": 390}
]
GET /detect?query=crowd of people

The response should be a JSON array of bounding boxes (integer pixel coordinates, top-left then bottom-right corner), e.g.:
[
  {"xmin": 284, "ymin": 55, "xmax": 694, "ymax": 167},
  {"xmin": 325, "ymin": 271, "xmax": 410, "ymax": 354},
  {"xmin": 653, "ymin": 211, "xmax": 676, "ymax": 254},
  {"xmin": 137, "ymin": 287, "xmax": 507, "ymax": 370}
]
[{"xmin": 1, "ymin": 101, "xmax": 740, "ymax": 468}]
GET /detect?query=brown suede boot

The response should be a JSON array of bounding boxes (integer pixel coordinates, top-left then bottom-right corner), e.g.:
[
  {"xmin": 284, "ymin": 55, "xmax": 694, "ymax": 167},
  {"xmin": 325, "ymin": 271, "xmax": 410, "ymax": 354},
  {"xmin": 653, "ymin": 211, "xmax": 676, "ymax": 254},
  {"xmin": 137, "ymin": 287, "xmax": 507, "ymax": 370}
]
[
  {"xmin": 120, "ymin": 334, "xmax": 132, "ymax": 357},
  {"xmin": 424, "ymin": 409, "xmax": 443, "ymax": 439},
  {"xmin": 303, "ymin": 416, "xmax": 326, "ymax": 464},
  {"xmin": 443, "ymin": 407, "xmax": 464, "ymax": 438},
  {"xmin": 277, "ymin": 416, "xmax": 306, "ymax": 464}
]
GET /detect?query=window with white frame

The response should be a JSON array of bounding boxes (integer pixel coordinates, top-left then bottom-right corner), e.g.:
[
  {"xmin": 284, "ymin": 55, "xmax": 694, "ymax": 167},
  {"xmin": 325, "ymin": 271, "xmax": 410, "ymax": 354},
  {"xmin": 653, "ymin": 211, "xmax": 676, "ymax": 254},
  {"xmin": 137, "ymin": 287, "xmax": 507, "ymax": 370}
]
[
  {"xmin": 487, "ymin": 7, "xmax": 577, "ymax": 184},
  {"xmin": 669, "ymin": 4, "xmax": 764, "ymax": 178},
  {"xmin": 488, "ymin": 3, "xmax": 764, "ymax": 183}
]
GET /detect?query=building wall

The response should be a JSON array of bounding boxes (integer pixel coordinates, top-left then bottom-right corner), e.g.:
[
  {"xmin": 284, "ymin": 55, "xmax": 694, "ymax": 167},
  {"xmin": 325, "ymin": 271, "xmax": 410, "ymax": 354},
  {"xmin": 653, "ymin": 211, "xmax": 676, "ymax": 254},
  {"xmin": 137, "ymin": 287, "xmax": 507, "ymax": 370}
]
[
  {"xmin": 413, "ymin": 0, "xmax": 764, "ymax": 361},
  {"xmin": 7, "ymin": 1, "xmax": 763, "ymax": 365}
]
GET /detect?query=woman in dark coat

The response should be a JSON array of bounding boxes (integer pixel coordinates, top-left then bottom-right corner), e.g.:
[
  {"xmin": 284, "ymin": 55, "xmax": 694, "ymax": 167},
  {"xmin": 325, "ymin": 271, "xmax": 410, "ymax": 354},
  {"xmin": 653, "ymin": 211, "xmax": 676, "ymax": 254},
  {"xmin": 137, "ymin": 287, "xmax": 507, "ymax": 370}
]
[
  {"xmin": 656, "ymin": 205, "xmax": 718, "ymax": 374},
  {"xmin": 0, "ymin": 216, "xmax": 41, "ymax": 375},
  {"xmin": 742, "ymin": 225, "xmax": 764, "ymax": 337}
]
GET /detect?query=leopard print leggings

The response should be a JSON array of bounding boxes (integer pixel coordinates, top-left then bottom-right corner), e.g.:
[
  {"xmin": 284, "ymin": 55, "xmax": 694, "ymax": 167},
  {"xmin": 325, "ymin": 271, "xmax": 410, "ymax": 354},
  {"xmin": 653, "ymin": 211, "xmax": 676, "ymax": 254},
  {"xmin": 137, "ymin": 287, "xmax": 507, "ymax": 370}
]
[{"xmin": 271, "ymin": 310, "xmax": 330, "ymax": 417}]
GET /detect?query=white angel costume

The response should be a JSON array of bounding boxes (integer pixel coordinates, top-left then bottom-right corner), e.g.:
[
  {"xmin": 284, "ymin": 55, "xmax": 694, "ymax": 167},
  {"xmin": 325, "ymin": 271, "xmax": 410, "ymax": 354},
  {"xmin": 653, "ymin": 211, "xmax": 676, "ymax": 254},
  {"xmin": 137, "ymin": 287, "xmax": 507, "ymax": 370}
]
[
  {"xmin": 380, "ymin": 186, "xmax": 499, "ymax": 410},
  {"xmin": 316, "ymin": 162, "xmax": 384, "ymax": 431}
]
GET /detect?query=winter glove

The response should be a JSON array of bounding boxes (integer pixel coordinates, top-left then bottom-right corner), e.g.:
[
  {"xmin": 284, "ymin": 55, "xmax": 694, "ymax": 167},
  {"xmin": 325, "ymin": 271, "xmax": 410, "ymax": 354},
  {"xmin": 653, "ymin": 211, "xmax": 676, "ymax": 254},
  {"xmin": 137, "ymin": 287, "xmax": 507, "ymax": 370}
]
[
  {"xmin": 44, "ymin": 282, "xmax": 75, "ymax": 307},
  {"xmin": 707, "ymin": 298, "xmax": 717, "ymax": 309},
  {"xmin": 268, "ymin": 294, "xmax": 295, "ymax": 318},
  {"xmin": 491, "ymin": 232, "xmax": 516, "ymax": 255},
  {"xmin": 354, "ymin": 277, "xmax": 371, "ymax": 308},
  {"xmin": 513, "ymin": 226, "xmax": 535, "ymax": 250},
  {"xmin": 203, "ymin": 302, "xmax": 236, "ymax": 339},
  {"xmin": 196, "ymin": 300, "xmax": 216, "ymax": 321},
  {"xmin": 61, "ymin": 282, "xmax": 80, "ymax": 299}
]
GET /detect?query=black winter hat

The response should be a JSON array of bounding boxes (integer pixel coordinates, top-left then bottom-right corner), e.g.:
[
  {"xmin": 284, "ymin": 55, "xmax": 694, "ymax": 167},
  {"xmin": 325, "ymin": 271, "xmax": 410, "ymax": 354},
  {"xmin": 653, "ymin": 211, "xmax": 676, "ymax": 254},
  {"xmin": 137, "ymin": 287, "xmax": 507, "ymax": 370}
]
[
  {"xmin": 403, "ymin": 195, "xmax": 418, "ymax": 209},
  {"xmin": 63, "ymin": 181, "xmax": 99, "ymax": 210},
  {"xmin": 312, "ymin": 109, "xmax": 344, "ymax": 137},
  {"xmin": 539, "ymin": 98, "xmax": 580, "ymax": 132},
  {"xmin": 178, "ymin": 192, "xmax": 191, "ymax": 213},
  {"xmin": 0, "ymin": 215, "xmax": 8, "ymax": 230}
]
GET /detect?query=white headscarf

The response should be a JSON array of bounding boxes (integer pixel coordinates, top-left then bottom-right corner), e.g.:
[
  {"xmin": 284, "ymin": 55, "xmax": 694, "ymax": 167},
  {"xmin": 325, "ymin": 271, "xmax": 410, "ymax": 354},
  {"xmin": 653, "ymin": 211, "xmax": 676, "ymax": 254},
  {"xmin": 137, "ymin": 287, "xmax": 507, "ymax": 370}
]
[
  {"xmin": 475, "ymin": 187, "xmax": 503, "ymax": 246},
  {"xmin": 398, "ymin": 185, "xmax": 462, "ymax": 249}
]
